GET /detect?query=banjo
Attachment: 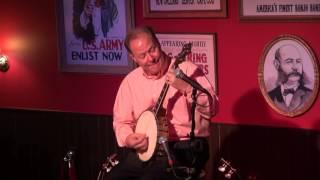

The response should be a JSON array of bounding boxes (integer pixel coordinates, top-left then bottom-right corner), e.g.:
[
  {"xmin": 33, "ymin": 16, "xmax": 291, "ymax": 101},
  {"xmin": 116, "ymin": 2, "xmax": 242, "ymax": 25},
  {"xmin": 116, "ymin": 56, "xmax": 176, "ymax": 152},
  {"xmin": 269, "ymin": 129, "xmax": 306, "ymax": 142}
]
[{"xmin": 135, "ymin": 43, "xmax": 192, "ymax": 161}]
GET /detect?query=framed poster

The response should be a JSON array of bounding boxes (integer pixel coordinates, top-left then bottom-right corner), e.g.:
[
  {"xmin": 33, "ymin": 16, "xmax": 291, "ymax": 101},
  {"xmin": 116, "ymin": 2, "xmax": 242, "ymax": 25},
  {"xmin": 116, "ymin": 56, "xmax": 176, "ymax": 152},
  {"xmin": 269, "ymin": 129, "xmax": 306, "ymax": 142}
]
[
  {"xmin": 57, "ymin": 0, "xmax": 135, "ymax": 74},
  {"xmin": 156, "ymin": 33, "xmax": 218, "ymax": 93},
  {"xmin": 143, "ymin": 0, "xmax": 227, "ymax": 18},
  {"xmin": 258, "ymin": 34, "xmax": 319, "ymax": 117},
  {"xmin": 240, "ymin": 0, "xmax": 320, "ymax": 21}
]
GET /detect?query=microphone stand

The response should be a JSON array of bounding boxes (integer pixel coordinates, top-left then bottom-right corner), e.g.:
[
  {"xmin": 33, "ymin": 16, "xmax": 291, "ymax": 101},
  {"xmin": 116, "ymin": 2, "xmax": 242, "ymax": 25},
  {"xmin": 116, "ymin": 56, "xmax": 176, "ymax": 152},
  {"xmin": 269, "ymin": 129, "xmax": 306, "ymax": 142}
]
[
  {"xmin": 170, "ymin": 68, "xmax": 213, "ymax": 179},
  {"xmin": 175, "ymin": 67, "xmax": 212, "ymax": 139},
  {"xmin": 189, "ymin": 88, "xmax": 197, "ymax": 140}
]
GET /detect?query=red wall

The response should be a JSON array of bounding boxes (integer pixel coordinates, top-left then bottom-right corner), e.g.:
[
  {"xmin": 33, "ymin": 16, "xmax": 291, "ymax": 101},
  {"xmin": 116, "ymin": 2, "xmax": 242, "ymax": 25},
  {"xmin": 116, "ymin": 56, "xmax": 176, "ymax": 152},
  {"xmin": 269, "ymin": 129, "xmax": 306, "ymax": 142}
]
[{"xmin": 0, "ymin": 0, "xmax": 319, "ymax": 130}]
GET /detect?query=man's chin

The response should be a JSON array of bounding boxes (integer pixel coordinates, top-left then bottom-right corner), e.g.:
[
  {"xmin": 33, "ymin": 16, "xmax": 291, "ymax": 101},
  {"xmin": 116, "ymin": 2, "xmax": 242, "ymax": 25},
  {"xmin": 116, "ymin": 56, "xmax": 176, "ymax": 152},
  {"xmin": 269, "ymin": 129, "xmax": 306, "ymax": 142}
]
[
  {"xmin": 148, "ymin": 64, "xmax": 161, "ymax": 73},
  {"xmin": 144, "ymin": 67, "xmax": 161, "ymax": 77},
  {"xmin": 150, "ymin": 70, "xmax": 161, "ymax": 76}
]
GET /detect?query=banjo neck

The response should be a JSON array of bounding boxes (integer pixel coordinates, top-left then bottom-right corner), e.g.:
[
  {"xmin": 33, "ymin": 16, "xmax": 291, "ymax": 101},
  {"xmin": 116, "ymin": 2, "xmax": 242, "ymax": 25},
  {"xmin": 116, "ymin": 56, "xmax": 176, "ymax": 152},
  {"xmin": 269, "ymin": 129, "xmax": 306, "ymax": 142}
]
[
  {"xmin": 152, "ymin": 83, "xmax": 169, "ymax": 117},
  {"xmin": 152, "ymin": 77, "xmax": 170, "ymax": 139},
  {"xmin": 152, "ymin": 42, "xmax": 192, "ymax": 117}
]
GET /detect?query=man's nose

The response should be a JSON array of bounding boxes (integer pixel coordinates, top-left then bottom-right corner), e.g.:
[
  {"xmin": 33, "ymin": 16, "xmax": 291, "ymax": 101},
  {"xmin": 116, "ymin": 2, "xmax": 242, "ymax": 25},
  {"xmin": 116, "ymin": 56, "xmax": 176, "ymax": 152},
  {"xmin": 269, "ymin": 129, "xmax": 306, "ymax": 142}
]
[
  {"xmin": 292, "ymin": 62, "xmax": 299, "ymax": 70},
  {"xmin": 145, "ymin": 52, "xmax": 153, "ymax": 62}
]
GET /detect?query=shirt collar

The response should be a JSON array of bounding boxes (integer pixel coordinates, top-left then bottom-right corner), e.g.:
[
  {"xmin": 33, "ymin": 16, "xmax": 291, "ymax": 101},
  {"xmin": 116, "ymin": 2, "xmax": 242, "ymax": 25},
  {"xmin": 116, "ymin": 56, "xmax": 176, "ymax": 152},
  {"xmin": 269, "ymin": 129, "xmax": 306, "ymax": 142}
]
[{"xmin": 281, "ymin": 84, "xmax": 298, "ymax": 95}]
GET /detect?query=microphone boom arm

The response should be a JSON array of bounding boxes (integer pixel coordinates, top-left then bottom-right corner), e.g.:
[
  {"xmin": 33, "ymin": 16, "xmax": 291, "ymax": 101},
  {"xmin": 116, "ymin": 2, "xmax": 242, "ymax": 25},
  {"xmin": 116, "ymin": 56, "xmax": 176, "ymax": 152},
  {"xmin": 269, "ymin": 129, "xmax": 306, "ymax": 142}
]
[{"xmin": 175, "ymin": 68, "xmax": 211, "ymax": 97}]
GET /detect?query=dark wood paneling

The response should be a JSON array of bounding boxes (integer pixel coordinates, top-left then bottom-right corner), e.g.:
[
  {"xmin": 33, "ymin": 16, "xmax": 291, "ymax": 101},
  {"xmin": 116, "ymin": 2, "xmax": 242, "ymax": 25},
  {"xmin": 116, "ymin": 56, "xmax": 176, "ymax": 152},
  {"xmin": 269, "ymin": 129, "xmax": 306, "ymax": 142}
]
[
  {"xmin": 210, "ymin": 124, "xmax": 320, "ymax": 180},
  {"xmin": 0, "ymin": 108, "xmax": 116, "ymax": 180},
  {"xmin": 1, "ymin": 108, "xmax": 319, "ymax": 180}
]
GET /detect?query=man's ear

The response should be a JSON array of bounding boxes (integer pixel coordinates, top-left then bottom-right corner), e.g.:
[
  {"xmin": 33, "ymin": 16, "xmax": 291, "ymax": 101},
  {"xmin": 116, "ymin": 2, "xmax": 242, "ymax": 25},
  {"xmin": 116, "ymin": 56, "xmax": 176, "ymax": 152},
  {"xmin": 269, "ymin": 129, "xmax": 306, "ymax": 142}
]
[{"xmin": 273, "ymin": 59, "xmax": 280, "ymax": 70}]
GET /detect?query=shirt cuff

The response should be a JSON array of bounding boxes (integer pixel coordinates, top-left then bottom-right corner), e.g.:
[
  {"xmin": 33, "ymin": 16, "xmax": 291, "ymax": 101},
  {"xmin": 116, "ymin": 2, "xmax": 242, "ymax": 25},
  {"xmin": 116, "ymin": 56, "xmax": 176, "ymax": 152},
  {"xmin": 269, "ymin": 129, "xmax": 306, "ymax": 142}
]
[{"xmin": 116, "ymin": 126, "xmax": 134, "ymax": 147}]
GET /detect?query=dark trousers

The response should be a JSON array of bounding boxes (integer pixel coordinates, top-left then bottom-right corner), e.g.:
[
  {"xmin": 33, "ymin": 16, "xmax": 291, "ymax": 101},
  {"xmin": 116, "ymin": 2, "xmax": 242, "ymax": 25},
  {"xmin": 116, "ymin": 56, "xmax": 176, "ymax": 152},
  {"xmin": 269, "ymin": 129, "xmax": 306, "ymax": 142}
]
[{"xmin": 103, "ymin": 138, "xmax": 209, "ymax": 180}]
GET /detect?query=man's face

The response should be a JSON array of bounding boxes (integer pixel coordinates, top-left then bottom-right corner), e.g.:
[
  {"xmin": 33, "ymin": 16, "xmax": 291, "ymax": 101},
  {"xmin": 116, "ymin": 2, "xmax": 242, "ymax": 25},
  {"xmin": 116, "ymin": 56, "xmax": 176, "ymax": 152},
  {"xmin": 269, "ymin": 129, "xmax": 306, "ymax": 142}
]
[
  {"xmin": 277, "ymin": 45, "xmax": 303, "ymax": 83},
  {"xmin": 129, "ymin": 33, "xmax": 163, "ymax": 76},
  {"xmin": 84, "ymin": 0, "xmax": 95, "ymax": 15}
]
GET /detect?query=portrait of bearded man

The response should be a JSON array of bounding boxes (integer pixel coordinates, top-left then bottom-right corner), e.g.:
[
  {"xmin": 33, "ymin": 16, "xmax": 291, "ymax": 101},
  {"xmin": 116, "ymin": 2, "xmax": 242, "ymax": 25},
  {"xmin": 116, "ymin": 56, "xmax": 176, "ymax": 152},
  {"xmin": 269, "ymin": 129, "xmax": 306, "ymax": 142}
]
[{"xmin": 267, "ymin": 44, "xmax": 312, "ymax": 112}]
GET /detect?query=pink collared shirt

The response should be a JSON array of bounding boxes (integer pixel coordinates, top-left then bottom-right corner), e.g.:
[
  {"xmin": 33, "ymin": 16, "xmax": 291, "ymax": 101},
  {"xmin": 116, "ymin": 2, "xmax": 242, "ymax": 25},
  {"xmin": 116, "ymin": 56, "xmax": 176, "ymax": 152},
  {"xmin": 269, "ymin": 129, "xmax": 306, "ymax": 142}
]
[{"xmin": 113, "ymin": 59, "xmax": 216, "ymax": 147}]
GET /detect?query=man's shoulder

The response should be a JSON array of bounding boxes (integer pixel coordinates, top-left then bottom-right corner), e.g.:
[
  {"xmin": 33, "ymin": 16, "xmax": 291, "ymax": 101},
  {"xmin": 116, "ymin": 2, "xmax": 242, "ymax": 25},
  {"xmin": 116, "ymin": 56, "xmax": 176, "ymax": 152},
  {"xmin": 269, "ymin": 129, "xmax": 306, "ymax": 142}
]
[
  {"xmin": 296, "ymin": 85, "xmax": 313, "ymax": 98},
  {"xmin": 298, "ymin": 85, "xmax": 312, "ymax": 92},
  {"xmin": 268, "ymin": 86, "xmax": 281, "ymax": 96},
  {"xmin": 126, "ymin": 67, "xmax": 143, "ymax": 78},
  {"xmin": 120, "ymin": 67, "xmax": 143, "ymax": 84},
  {"xmin": 267, "ymin": 85, "xmax": 285, "ymax": 103}
]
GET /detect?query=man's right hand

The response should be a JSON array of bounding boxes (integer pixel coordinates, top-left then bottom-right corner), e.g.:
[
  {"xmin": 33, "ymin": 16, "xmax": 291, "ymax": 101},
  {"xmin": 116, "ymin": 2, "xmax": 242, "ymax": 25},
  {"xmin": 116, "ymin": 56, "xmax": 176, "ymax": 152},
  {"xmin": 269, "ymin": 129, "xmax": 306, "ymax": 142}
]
[{"xmin": 125, "ymin": 133, "xmax": 148, "ymax": 152}]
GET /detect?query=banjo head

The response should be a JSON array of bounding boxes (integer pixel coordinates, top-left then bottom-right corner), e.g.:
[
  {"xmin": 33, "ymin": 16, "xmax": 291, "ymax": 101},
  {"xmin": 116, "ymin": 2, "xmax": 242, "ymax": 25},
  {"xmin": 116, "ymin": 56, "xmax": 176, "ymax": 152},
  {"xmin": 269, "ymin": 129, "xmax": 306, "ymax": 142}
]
[{"xmin": 135, "ymin": 110, "xmax": 158, "ymax": 161}]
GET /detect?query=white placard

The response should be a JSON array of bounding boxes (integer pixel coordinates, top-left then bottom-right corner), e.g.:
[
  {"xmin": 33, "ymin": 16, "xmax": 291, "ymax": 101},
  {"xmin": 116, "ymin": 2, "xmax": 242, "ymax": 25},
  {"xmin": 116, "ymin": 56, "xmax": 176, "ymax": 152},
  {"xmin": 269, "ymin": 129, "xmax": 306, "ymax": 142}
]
[{"xmin": 157, "ymin": 33, "xmax": 217, "ymax": 93}]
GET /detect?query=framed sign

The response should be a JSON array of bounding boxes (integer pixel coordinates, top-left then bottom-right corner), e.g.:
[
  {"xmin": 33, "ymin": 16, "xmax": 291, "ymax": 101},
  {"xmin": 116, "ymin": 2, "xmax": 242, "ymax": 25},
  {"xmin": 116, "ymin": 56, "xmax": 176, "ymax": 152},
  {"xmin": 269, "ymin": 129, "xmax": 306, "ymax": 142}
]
[
  {"xmin": 258, "ymin": 34, "xmax": 319, "ymax": 117},
  {"xmin": 240, "ymin": 0, "xmax": 320, "ymax": 21},
  {"xmin": 156, "ymin": 33, "xmax": 218, "ymax": 93},
  {"xmin": 143, "ymin": 0, "xmax": 227, "ymax": 18},
  {"xmin": 57, "ymin": 0, "xmax": 135, "ymax": 74}
]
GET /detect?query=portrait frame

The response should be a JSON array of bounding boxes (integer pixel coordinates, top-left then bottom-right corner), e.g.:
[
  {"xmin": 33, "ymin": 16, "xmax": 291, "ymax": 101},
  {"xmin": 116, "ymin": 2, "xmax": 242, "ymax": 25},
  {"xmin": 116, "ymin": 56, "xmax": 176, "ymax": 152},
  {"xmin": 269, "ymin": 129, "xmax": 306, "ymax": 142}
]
[
  {"xmin": 240, "ymin": 0, "xmax": 320, "ymax": 21},
  {"xmin": 143, "ymin": 0, "xmax": 227, "ymax": 18},
  {"xmin": 57, "ymin": 0, "xmax": 135, "ymax": 74},
  {"xmin": 156, "ymin": 33, "xmax": 218, "ymax": 94},
  {"xmin": 258, "ymin": 34, "xmax": 319, "ymax": 117}
]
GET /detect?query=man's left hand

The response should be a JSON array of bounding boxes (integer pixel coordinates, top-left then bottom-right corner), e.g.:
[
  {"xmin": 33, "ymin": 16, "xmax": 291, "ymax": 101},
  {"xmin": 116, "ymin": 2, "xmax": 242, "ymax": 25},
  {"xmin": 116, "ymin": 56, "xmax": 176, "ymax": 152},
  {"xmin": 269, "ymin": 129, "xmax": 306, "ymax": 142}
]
[{"xmin": 166, "ymin": 68, "xmax": 192, "ymax": 94}]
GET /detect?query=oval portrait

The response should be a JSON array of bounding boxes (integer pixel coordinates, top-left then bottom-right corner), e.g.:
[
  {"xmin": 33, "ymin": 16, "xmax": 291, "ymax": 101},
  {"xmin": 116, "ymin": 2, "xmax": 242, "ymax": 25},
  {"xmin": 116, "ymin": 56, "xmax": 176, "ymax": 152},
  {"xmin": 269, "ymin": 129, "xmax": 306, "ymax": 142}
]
[{"xmin": 258, "ymin": 34, "xmax": 319, "ymax": 117}]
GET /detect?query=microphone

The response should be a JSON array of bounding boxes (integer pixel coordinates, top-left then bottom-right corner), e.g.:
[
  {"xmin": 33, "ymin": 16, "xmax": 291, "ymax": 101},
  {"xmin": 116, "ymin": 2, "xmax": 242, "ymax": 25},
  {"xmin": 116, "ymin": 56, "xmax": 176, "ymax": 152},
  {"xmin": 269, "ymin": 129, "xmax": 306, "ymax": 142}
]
[
  {"xmin": 158, "ymin": 136, "xmax": 174, "ymax": 166},
  {"xmin": 175, "ymin": 68, "xmax": 210, "ymax": 96}
]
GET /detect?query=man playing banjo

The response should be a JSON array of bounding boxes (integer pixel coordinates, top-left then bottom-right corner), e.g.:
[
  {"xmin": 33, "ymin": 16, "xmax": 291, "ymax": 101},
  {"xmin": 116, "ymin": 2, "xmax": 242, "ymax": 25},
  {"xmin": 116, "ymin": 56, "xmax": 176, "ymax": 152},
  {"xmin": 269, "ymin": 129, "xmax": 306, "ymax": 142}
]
[{"xmin": 104, "ymin": 26, "xmax": 217, "ymax": 180}]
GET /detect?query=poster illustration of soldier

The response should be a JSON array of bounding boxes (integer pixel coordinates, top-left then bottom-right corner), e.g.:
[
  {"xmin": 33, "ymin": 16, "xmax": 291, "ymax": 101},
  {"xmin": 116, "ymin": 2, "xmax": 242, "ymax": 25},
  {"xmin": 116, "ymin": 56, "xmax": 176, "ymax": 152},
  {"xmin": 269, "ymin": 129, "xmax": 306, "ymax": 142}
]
[
  {"xmin": 58, "ymin": 0, "xmax": 134, "ymax": 74},
  {"xmin": 73, "ymin": 0, "xmax": 119, "ymax": 42}
]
